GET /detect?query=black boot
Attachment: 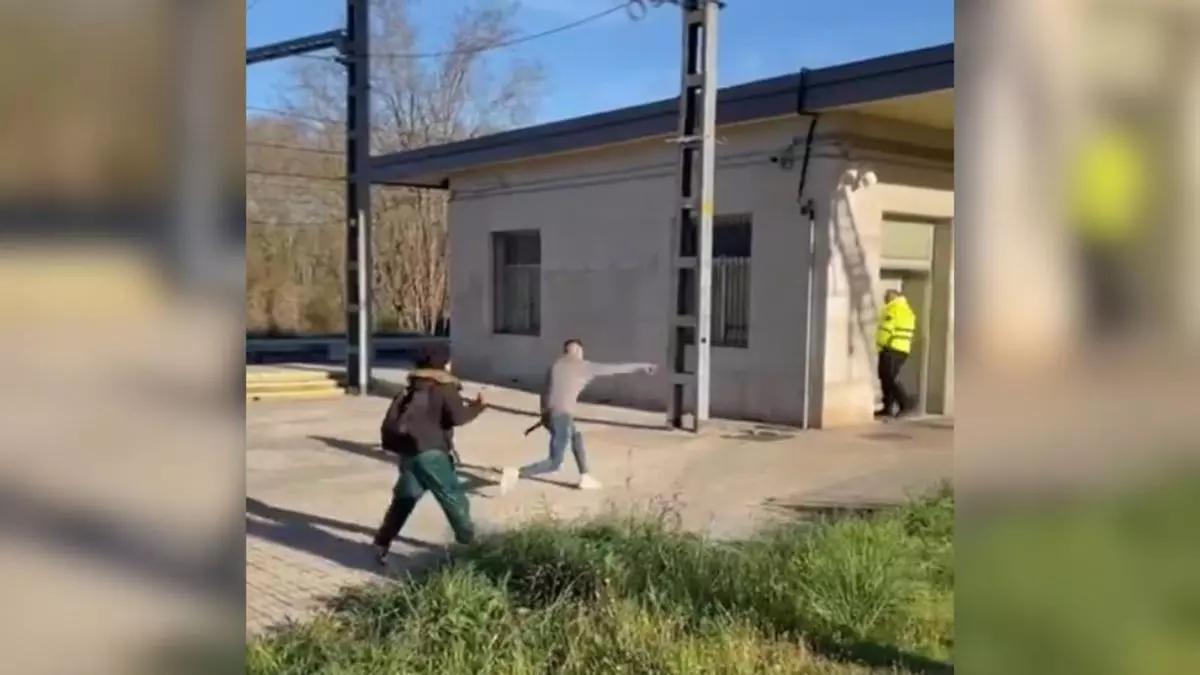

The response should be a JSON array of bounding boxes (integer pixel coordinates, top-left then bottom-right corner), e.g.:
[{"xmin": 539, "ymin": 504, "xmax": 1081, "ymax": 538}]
[{"xmin": 372, "ymin": 544, "xmax": 389, "ymax": 566}]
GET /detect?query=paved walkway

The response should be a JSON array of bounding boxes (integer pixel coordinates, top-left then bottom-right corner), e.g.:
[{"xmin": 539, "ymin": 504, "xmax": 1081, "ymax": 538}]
[{"xmin": 246, "ymin": 368, "xmax": 952, "ymax": 634}]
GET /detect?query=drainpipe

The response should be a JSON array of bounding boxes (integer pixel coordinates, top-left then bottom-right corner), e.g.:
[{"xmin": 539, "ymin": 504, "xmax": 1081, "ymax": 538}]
[
  {"xmin": 800, "ymin": 194, "xmax": 818, "ymax": 431},
  {"xmin": 797, "ymin": 69, "xmax": 821, "ymax": 430}
]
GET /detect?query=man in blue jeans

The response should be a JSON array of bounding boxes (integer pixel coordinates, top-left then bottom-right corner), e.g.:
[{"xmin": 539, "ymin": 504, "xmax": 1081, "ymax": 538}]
[{"xmin": 499, "ymin": 339, "xmax": 655, "ymax": 492}]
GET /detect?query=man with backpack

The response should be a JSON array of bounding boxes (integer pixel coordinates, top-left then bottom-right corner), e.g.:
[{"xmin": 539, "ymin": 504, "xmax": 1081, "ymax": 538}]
[{"xmin": 373, "ymin": 344, "xmax": 485, "ymax": 564}]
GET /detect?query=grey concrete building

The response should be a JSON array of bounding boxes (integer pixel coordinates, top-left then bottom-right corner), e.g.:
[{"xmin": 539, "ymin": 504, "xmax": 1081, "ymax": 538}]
[{"xmin": 372, "ymin": 44, "xmax": 954, "ymax": 428}]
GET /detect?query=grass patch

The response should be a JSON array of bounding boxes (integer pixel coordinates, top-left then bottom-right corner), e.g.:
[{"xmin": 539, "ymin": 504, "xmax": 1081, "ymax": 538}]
[{"xmin": 249, "ymin": 488, "xmax": 953, "ymax": 674}]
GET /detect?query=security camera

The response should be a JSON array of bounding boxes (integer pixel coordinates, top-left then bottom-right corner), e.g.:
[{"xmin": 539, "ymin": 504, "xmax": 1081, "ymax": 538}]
[{"xmin": 859, "ymin": 170, "xmax": 879, "ymax": 188}]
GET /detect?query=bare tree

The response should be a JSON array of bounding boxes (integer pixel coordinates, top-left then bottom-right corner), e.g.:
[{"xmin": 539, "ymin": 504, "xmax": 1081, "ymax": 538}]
[
  {"xmin": 246, "ymin": 117, "xmax": 345, "ymax": 334},
  {"xmin": 247, "ymin": 0, "xmax": 543, "ymax": 335}
]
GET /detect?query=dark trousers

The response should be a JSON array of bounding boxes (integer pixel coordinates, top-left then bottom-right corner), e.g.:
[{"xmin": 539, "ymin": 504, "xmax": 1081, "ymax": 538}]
[
  {"xmin": 877, "ymin": 348, "xmax": 911, "ymax": 415},
  {"xmin": 374, "ymin": 450, "xmax": 474, "ymax": 548},
  {"xmin": 1078, "ymin": 240, "xmax": 1132, "ymax": 333}
]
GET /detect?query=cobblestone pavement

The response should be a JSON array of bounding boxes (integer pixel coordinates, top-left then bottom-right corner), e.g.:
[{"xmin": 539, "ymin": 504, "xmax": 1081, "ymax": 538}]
[{"xmin": 246, "ymin": 370, "xmax": 952, "ymax": 634}]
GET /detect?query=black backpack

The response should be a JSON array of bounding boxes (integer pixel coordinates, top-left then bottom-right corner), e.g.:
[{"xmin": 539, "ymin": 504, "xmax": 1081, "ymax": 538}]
[{"xmin": 380, "ymin": 386, "xmax": 431, "ymax": 454}]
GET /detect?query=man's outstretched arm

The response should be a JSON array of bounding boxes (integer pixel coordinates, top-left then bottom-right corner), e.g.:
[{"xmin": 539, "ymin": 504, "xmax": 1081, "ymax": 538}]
[{"xmin": 585, "ymin": 361, "xmax": 657, "ymax": 378}]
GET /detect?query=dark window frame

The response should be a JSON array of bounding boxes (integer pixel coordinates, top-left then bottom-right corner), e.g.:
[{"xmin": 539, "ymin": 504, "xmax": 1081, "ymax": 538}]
[{"xmin": 492, "ymin": 230, "xmax": 542, "ymax": 336}]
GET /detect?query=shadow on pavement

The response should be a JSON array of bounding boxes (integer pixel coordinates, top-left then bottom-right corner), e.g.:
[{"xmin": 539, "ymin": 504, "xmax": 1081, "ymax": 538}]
[
  {"xmin": 246, "ymin": 494, "xmax": 448, "ymax": 571},
  {"xmin": 721, "ymin": 427, "xmax": 797, "ymax": 442},
  {"xmin": 309, "ymin": 435, "xmax": 394, "ymax": 465},
  {"xmin": 484, "ymin": 403, "xmax": 668, "ymax": 432},
  {"xmin": 246, "ymin": 498, "xmax": 444, "ymax": 575},
  {"xmin": 761, "ymin": 497, "xmax": 889, "ymax": 521},
  {"xmin": 525, "ymin": 475, "xmax": 579, "ymax": 490},
  {"xmin": 456, "ymin": 461, "xmax": 497, "ymax": 473},
  {"xmin": 246, "ymin": 498, "xmax": 438, "ymax": 551},
  {"xmin": 813, "ymin": 638, "xmax": 953, "ymax": 675},
  {"xmin": 307, "ymin": 436, "xmax": 498, "ymax": 497},
  {"xmin": 245, "ymin": 499, "xmax": 459, "ymax": 634},
  {"xmin": 910, "ymin": 417, "xmax": 954, "ymax": 430},
  {"xmin": 453, "ymin": 466, "xmax": 498, "ymax": 497},
  {"xmin": 246, "ymin": 515, "xmax": 380, "ymax": 574},
  {"xmin": 860, "ymin": 430, "xmax": 915, "ymax": 442}
]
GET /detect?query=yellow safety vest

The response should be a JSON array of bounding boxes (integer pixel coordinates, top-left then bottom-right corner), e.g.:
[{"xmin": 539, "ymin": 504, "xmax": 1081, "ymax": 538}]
[
  {"xmin": 1070, "ymin": 128, "xmax": 1147, "ymax": 246},
  {"xmin": 876, "ymin": 297, "xmax": 916, "ymax": 354}
]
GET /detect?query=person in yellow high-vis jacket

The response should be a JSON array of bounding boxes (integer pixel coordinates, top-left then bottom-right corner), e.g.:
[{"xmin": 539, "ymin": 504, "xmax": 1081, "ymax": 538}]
[
  {"xmin": 875, "ymin": 289, "xmax": 916, "ymax": 418},
  {"xmin": 1070, "ymin": 123, "xmax": 1148, "ymax": 332}
]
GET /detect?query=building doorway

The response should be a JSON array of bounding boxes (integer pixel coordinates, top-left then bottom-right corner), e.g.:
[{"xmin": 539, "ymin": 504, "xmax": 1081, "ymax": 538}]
[
  {"xmin": 878, "ymin": 216, "xmax": 953, "ymax": 416},
  {"xmin": 879, "ymin": 269, "xmax": 932, "ymax": 413}
]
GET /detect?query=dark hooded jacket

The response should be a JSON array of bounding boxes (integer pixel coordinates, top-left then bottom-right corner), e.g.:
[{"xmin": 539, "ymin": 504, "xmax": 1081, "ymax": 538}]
[{"xmin": 380, "ymin": 369, "xmax": 485, "ymax": 457}]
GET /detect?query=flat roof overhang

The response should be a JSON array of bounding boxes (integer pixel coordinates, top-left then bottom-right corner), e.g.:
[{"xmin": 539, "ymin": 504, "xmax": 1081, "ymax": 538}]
[{"xmin": 369, "ymin": 42, "xmax": 953, "ymax": 188}]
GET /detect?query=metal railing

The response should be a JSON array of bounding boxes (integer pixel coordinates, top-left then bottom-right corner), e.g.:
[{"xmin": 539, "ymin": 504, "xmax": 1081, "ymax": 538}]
[{"xmin": 246, "ymin": 335, "xmax": 448, "ymax": 364}]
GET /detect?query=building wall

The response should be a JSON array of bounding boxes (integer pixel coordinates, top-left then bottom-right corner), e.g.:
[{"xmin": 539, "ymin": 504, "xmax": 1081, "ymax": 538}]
[
  {"xmin": 446, "ymin": 111, "xmax": 953, "ymax": 426},
  {"xmin": 448, "ymin": 116, "xmax": 825, "ymax": 423},
  {"xmin": 812, "ymin": 112, "xmax": 954, "ymax": 425}
]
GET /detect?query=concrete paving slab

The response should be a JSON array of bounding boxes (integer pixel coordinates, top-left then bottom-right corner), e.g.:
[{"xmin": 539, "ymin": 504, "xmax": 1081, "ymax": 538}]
[{"xmin": 246, "ymin": 368, "xmax": 952, "ymax": 633}]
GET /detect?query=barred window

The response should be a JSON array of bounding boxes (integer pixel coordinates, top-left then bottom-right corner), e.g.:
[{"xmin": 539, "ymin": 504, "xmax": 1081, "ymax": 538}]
[
  {"xmin": 712, "ymin": 215, "xmax": 751, "ymax": 348},
  {"xmin": 492, "ymin": 230, "xmax": 541, "ymax": 335}
]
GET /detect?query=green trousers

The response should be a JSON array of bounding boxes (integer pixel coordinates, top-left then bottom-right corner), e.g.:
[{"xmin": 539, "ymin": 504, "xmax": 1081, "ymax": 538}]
[{"xmin": 373, "ymin": 450, "xmax": 474, "ymax": 547}]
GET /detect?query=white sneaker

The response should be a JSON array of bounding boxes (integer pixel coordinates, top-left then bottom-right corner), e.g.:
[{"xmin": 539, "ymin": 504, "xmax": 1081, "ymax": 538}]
[
  {"xmin": 499, "ymin": 467, "xmax": 519, "ymax": 495},
  {"xmin": 577, "ymin": 474, "xmax": 602, "ymax": 491}
]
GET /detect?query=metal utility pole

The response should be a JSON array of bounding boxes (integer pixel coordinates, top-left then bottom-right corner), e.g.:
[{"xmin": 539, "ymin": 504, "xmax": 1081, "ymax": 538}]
[
  {"xmin": 342, "ymin": 0, "xmax": 372, "ymax": 395},
  {"xmin": 246, "ymin": 0, "xmax": 372, "ymax": 395},
  {"xmin": 666, "ymin": 0, "xmax": 720, "ymax": 431}
]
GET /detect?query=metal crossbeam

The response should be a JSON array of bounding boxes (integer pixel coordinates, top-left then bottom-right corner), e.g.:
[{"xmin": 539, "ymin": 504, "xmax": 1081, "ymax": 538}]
[{"xmin": 245, "ymin": 29, "xmax": 345, "ymax": 65}]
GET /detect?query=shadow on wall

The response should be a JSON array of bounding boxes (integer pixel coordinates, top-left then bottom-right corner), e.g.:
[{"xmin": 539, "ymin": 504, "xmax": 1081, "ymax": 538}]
[{"xmin": 831, "ymin": 175, "xmax": 881, "ymax": 384}]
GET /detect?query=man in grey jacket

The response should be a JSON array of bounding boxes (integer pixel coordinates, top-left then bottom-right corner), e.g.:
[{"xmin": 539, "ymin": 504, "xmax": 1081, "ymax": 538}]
[{"xmin": 500, "ymin": 338, "xmax": 655, "ymax": 493}]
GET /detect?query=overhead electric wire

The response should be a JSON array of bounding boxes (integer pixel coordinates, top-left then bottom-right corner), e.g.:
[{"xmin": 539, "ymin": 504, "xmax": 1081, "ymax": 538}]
[
  {"xmin": 247, "ymin": 105, "xmax": 343, "ymax": 124},
  {"xmin": 247, "ymin": 1, "xmax": 659, "ymax": 188},
  {"xmin": 247, "ymin": 169, "xmax": 345, "ymax": 182},
  {"xmin": 286, "ymin": 1, "xmax": 635, "ymax": 65},
  {"xmin": 247, "ymin": 140, "xmax": 343, "ymax": 155},
  {"xmin": 367, "ymin": 2, "xmax": 629, "ymax": 60},
  {"xmin": 246, "ymin": 1, "xmax": 655, "ymax": 136},
  {"xmin": 247, "ymin": 219, "xmax": 341, "ymax": 228}
]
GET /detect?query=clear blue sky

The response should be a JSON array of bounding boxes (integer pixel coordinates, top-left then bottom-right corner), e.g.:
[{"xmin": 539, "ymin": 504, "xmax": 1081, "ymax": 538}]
[{"xmin": 247, "ymin": 0, "xmax": 952, "ymax": 124}]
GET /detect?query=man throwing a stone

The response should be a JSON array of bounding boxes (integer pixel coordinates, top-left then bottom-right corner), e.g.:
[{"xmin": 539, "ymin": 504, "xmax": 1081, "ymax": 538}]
[{"xmin": 499, "ymin": 339, "xmax": 654, "ymax": 493}]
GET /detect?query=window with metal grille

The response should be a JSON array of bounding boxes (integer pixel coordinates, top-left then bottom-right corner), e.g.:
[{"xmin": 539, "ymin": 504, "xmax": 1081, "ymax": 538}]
[
  {"xmin": 712, "ymin": 215, "xmax": 751, "ymax": 348},
  {"xmin": 492, "ymin": 230, "xmax": 541, "ymax": 335}
]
